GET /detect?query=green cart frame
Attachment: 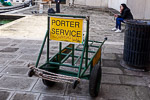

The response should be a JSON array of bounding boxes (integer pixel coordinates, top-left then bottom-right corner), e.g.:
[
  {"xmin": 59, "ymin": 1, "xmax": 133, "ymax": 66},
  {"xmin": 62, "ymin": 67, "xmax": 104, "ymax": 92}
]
[{"xmin": 28, "ymin": 14, "xmax": 107, "ymax": 97}]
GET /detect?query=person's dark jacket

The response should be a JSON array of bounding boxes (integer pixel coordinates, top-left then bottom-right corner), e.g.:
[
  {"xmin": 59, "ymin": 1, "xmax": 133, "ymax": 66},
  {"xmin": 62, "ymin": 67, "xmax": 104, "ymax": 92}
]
[
  {"xmin": 55, "ymin": 0, "xmax": 61, "ymax": 3},
  {"xmin": 118, "ymin": 4, "xmax": 133, "ymax": 20}
]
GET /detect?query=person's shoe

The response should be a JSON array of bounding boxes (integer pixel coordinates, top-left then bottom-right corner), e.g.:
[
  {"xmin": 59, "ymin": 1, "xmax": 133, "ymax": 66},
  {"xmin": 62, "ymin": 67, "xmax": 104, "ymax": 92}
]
[
  {"xmin": 111, "ymin": 28, "xmax": 117, "ymax": 31},
  {"xmin": 115, "ymin": 29, "xmax": 122, "ymax": 33}
]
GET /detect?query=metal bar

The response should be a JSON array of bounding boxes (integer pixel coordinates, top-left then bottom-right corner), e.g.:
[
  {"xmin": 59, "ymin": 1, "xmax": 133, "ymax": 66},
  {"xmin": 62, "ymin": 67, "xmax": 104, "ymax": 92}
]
[
  {"xmin": 59, "ymin": 42, "xmax": 62, "ymax": 63},
  {"xmin": 81, "ymin": 74, "xmax": 90, "ymax": 79},
  {"xmin": 35, "ymin": 31, "xmax": 48, "ymax": 67},
  {"xmin": 88, "ymin": 40, "xmax": 103, "ymax": 43},
  {"xmin": 74, "ymin": 55, "xmax": 81, "ymax": 65},
  {"xmin": 47, "ymin": 17, "xmax": 50, "ymax": 63},
  {"xmin": 61, "ymin": 53, "xmax": 78, "ymax": 57},
  {"xmin": 61, "ymin": 51, "xmax": 72, "ymax": 63},
  {"xmin": 57, "ymin": 69, "xmax": 78, "ymax": 77},
  {"xmin": 87, "ymin": 38, "xmax": 107, "ymax": 67},
  {"xmin": 77, "ymin": 17, "xmax": 90, "ymax": 78},
  {"xmin": 81, "ymin": 39, "xmax": 106, "ymax": 76},
  {"xmin": 85, "ymin": 17, "xmax": 90, "ymax": 69},
  {"xmin": 76, "ymin": 48, "xmax": 95, "ymax": 53},
  {"xmin": 61, "ymin": 53, "xmax": 91, "ymax": 60},
  {"xmin": 77, "ymin": 46, "xmax": 85, "ymax": 77},
  {"xmin": 80, "ymin": 67, "xmax": 88, "ymax": 77},
  {"xmin": 38, "ymin": 63, "xmax": 48, "ymax": 69},
  {"xmin": 89, "ymin": 40, "xmax": 94, "ymax": 45},
  {"xmin": 48, "ymin": 62, "xmax": 83, "ymax": 69},
  {"xmin": 72, "ymin": 44, "xmax": 74, "ymax": 65},
  {"xmin": 65, "ymin": 47, "xmax": 96, "ymax": 53},
  {"xmin": 48, "ymin": 44, "xmax": 71, "ymax": 62},
  {"xmin": 89, "ymin": 45, "xmax": 99, "ymax": 48},
  {"xmin": 48, "ymin": 14, "xmax": 87, "ymax": 19}
]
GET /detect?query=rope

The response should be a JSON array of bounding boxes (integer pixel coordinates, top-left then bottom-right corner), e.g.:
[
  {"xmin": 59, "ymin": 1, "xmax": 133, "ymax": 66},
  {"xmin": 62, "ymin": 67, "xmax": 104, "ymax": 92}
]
[{"xmin": 28, "ymin": 64, "xmax": 80, "ymax": 84}]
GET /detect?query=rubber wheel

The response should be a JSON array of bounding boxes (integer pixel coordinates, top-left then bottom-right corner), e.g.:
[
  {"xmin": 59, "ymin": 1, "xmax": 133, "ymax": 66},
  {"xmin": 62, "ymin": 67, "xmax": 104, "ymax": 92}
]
[
  {"xmin": 28, "ymin": 69, "xmax": 35, "ymax": 77},
  {"xmin": 42, "ymin": 79, "xmax": 55, "ymax": 87},
  {"xmin": 42, "ymin": 64, "xmax": 59, "ymax": 87},
  {"xmin": 89, "ymin": 64, "xmax": 102, "ymax": 97}
]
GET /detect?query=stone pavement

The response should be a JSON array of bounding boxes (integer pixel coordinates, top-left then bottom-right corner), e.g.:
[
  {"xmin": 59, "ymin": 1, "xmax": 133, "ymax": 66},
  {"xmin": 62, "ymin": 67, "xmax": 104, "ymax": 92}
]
[{"xmin": 0, "ymin": 5, "xmax": 150, "ymax": 100}]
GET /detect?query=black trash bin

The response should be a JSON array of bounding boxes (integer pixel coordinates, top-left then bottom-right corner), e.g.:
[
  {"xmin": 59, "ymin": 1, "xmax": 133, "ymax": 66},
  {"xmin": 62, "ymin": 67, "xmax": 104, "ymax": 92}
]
[{"xmin": 121, "ymin": 20, "xmax": 150, "ymax": 71}]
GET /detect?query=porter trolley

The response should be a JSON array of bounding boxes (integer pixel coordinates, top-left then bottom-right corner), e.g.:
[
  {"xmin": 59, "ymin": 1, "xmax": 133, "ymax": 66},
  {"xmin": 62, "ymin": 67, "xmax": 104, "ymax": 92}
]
[{"xmin": 28, "ymin": 14, "xmax": 107, "ymax": 97}]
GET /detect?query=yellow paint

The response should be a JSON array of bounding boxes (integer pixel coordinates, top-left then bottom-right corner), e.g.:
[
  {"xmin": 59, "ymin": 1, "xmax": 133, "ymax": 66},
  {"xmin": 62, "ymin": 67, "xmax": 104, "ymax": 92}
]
[
  {"xmin": 61, "ymin": 44, "xmax": 73, "ymax": 53},
  {"xmin": 93, "ymin": 48, "xmax": 101, "ymax": 67},
  {"xmin": 50, "ymin": 17, "xmax": 83, "ymax": 43}
]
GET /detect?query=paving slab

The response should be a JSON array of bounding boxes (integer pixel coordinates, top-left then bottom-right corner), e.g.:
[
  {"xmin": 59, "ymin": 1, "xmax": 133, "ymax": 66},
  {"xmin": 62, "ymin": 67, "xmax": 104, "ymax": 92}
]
[
  {"xmin": 120, "ymin": 75, "xmax": 147, "ymax": 86},
  {"xmin": 116, "ymin": 54, "xmax": 123, "ymax": 60},
  {"xmin": 102, "ymin": 67, "xmax": 123, "ymax": 75},
  {"xmin": 102, "ymin": 74, "xmax": 121, "ymax": 84},
  {"xmin": 2, "ymin": 67, "xmax": 29, "ymax": 76},
  {"xmin": 102, "ymin": 59, "xmax": 121, "ymax": 68},
  {"xmin": 32, "ymin": 79, "xmax": 67, "ymax": 95},
  {"xmin": 0, "ymin": 53, "xmax": 18, "ymax": 59},
  {"xmin": 134, "ymin": 86, "xmax": 150, "ymax": 100},
  {"xmin": 0, "ymin": 47, "xmax": 19, "ymax": 53},
  {"xmin": 0, "ymin": 60, "xmax": 9, "ymax": 66},
  {"xmin": 0, "ymin": 75, "xmax": 37, "ymax": 91},
  {"xmin": 0, "ymin": 42, "xmax": 10, "ymax": 47},
  {"xmin": 65, "ymin": 80, "xmax": 89, "ymax": 96},
  {"xmin": 10, "ymin": 92, "xmax": 40, "ymax": 100},
  {"xmin": 0, "ymin": 38, "xmax": 12, "ymax": 43},
  {"xmin": 102, "ymin": 53, "xmax": 117, "ymax": 60},
  {"xmin": 17, "ymin": 54, "xmax": 46, "ymax": 62},
  {"xmin": 11, "ymin": 39, "xmax": 23, "ymax": 44},
  {"xmin": 144, "ymin": 77, "xmax": 150, "ymax": 87},
  {"xmin": 18, "ymin": 44, "xmax": 42, "ymax": 49},
  {"xmin": 18, "ymin": 48, "xmax": 39, "ymax": 55},
  {"xmin": 8, "ymin": 60, "xmax": 26, "ymax": 66},
  {"xmin": 70, "ymin": 96, "xmax": 106, "ymax": 100},
  {"xmin": 100, "ymin": 84, "xmax": 136, "ymax": 100},
  {"xmin": 39, "ymin": 94, "xmax": 69, "ymax": 100},
  {"xmin": 0, "ymin": 67, "xmax": 5, "ymax": 72},
  {"xmin": 0, "ymin": 90, "xmax": 14, "ymax": 100},
  {"xmin": 124, "ymin": 69, "xmax": 150, "ymax": 77}
]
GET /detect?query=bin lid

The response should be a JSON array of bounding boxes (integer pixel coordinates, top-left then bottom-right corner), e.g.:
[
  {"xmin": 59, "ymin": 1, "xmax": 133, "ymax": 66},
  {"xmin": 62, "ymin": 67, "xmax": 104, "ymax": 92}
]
[{"xmin": 126, "ymin": 20, "xmax": 150, "ymax": 26}]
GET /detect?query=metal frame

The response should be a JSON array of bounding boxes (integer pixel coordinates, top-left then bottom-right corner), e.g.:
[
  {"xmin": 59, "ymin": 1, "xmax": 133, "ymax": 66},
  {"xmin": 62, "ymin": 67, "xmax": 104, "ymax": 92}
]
[{"xmin": 31, "ymin": 14, "xmax": 107, "ymax": 83}]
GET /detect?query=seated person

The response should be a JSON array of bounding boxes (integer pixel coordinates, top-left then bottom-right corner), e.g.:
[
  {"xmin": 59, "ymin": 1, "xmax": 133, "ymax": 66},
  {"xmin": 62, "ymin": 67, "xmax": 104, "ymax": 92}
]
[{"xmin": 112, "ymin": 3, "xmax": 133, "ymax": 33}]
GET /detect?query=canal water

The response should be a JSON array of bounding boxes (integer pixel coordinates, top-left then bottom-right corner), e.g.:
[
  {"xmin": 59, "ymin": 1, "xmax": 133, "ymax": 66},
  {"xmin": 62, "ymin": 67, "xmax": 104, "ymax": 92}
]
[{"xmin": 0, "ymin": 19, "xmax": 14, "ymax": 26}]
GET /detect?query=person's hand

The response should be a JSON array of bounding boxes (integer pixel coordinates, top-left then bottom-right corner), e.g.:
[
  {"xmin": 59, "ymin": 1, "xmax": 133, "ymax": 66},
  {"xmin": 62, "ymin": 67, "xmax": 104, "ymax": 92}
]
[{"xmin": 114, "ymin": 14, "xmax": 118, "ymax": 17}]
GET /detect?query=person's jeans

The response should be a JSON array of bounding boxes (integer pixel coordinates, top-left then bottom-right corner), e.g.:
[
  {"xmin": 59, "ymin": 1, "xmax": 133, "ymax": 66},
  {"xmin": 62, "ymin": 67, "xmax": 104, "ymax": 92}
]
[{"xmin": 116, "ymin": 18, "xmax": 124, "ymax": 30}]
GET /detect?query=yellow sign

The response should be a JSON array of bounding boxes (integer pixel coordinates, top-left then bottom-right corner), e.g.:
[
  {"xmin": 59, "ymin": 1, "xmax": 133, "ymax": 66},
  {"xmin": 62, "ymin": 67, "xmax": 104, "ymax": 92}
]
[
  {"xmin": 93, "ymin": 48, "xmax": 101, "ymax": 67},
  {"xmin": 50, "ymin": 17, "xmax": 84, "ymax": 43}
]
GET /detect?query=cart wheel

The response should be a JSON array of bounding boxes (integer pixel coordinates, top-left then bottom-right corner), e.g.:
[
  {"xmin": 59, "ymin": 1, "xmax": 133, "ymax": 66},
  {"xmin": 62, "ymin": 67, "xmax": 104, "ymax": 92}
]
[
  {"xmin": 89, "ymin": 63, "xmax": 102, "ymax": 97},
  {"xmin": 42, "ymin": 64, "xmax": 58, "ymax": 87},
  {"xmin": 28, "ymin": 69, "xmax": 35, "ymax": 77},
  {"xmin": 42, "ymin": 79, "xmax": 55, "ymax": 87}
]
